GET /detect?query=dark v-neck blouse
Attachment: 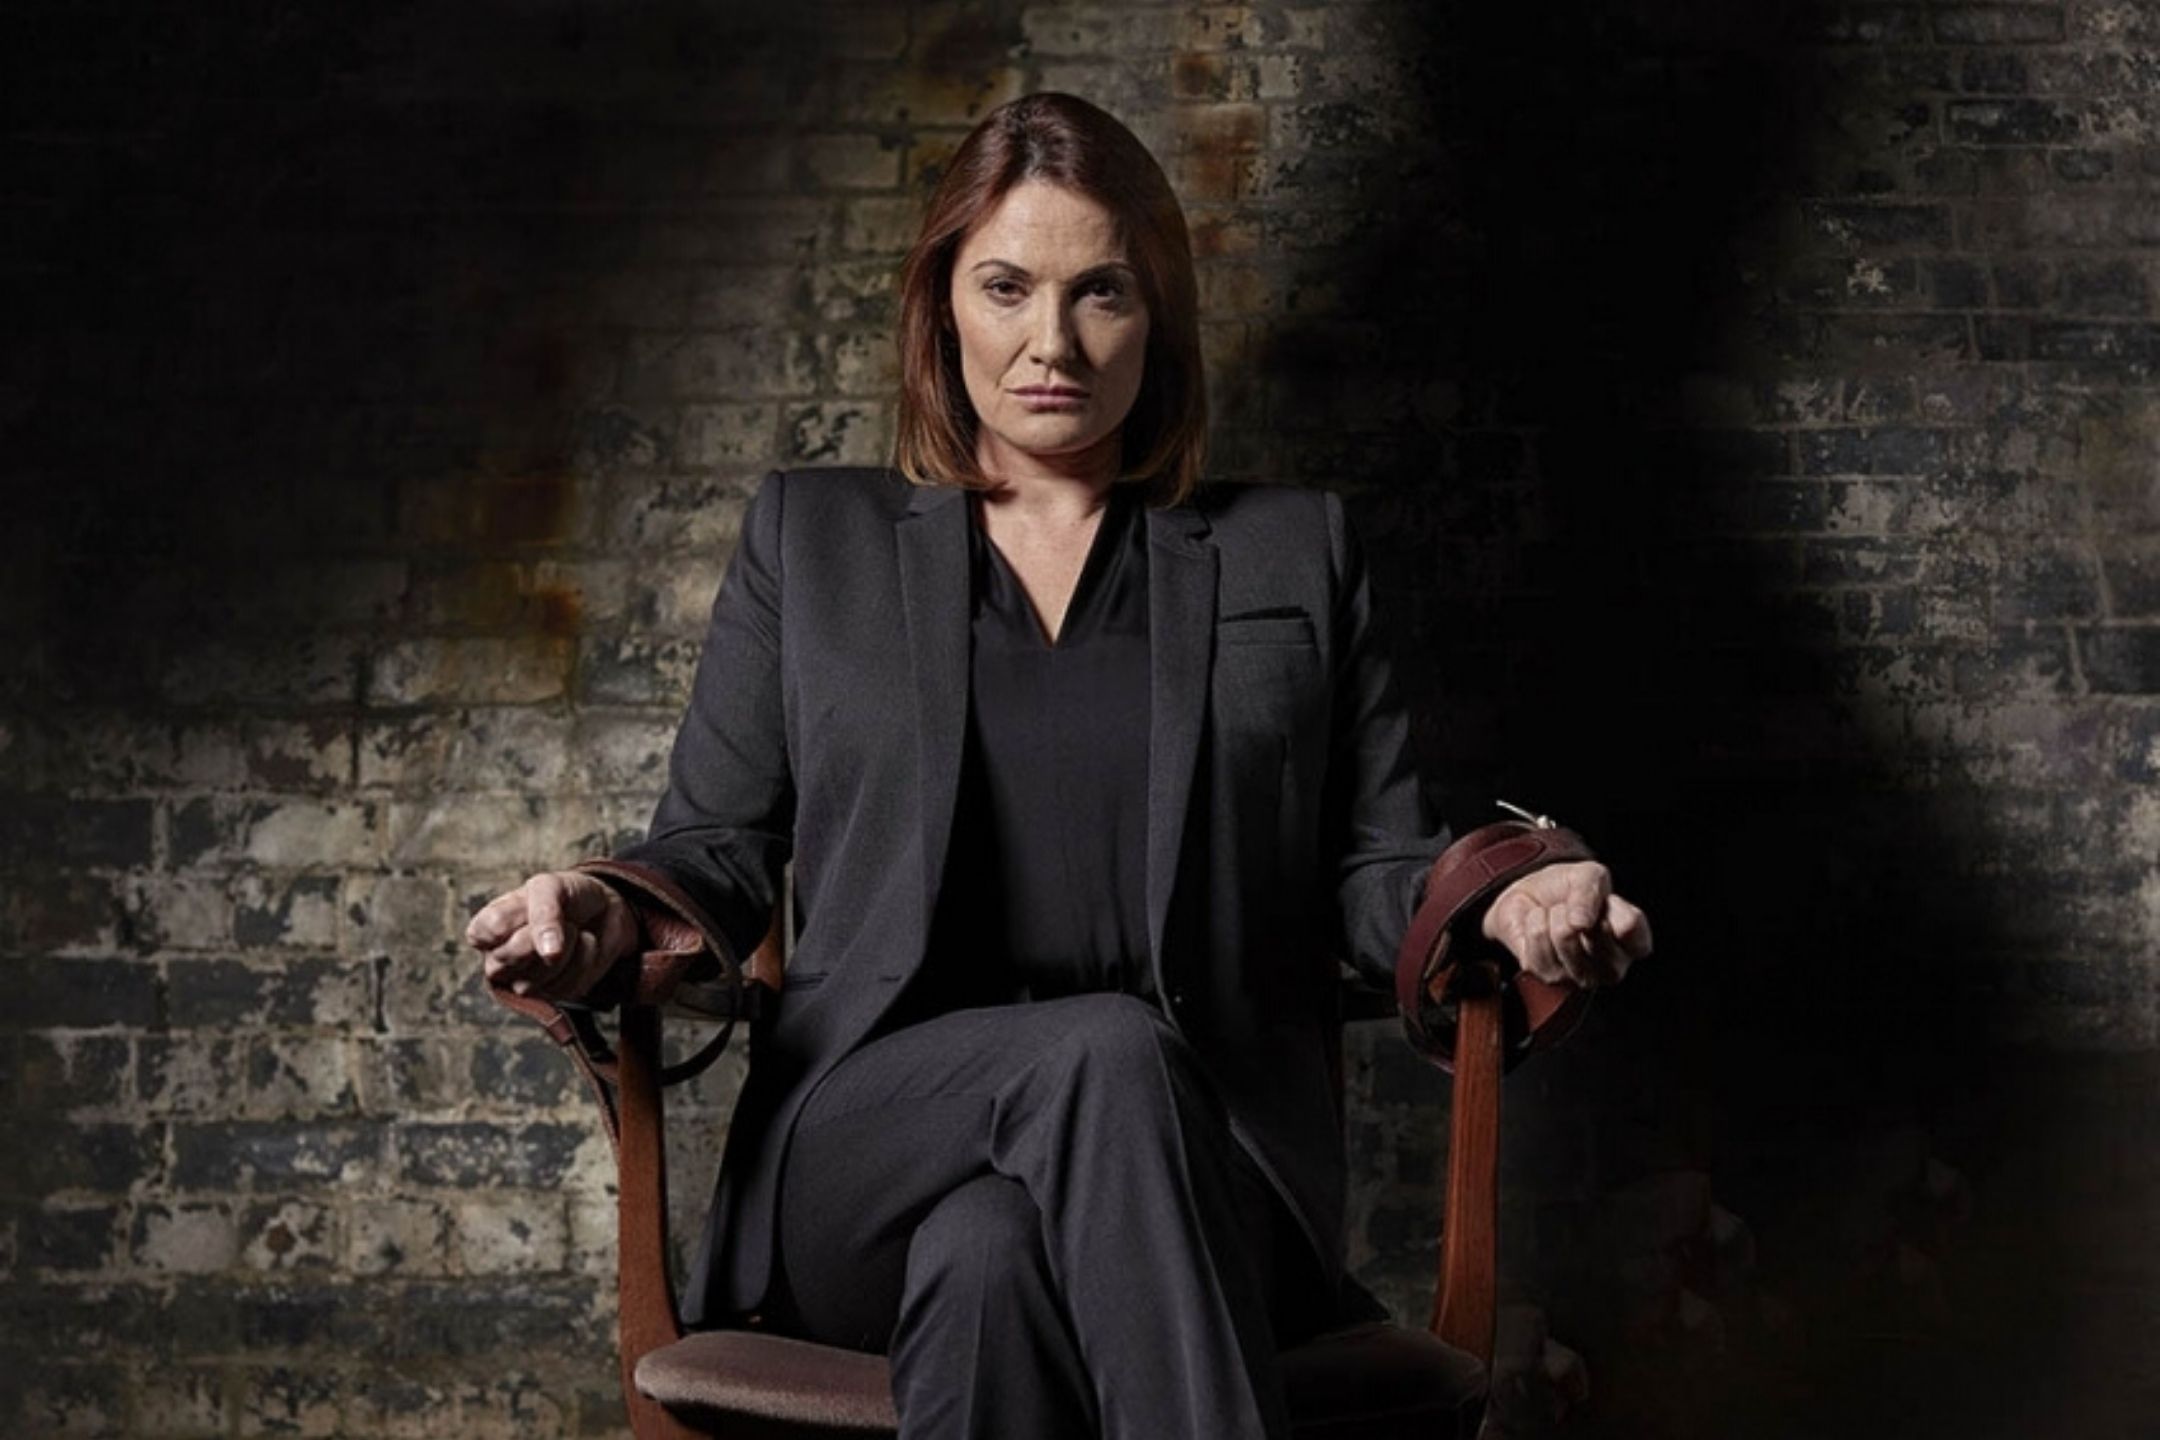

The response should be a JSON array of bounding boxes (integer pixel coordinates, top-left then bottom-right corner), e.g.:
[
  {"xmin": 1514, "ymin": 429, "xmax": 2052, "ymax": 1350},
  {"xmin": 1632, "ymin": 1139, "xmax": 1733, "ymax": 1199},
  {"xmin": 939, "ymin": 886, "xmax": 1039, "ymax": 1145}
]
[{"xmin": 901, "ymin": 483, "xmax": 1157, "ymax": 1021}]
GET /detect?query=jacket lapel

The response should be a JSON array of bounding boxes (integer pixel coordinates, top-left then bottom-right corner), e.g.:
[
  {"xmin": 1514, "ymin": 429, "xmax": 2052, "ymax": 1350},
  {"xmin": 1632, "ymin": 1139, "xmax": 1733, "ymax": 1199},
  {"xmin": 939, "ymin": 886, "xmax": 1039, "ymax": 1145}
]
[
  {"xmin": 1143, "ymin": 503, "xmax": 1217, "ymax": 987},
  {"xmin": 895, "ymin": 483, "xmax": 972, "ymax": 932}
]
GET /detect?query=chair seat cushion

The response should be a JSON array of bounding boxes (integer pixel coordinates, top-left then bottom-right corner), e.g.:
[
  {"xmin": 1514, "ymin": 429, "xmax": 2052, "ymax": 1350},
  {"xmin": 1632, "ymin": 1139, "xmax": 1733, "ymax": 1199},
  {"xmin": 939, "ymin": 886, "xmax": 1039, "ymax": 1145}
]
[
  {"xmin": 636, "ymin": 1320, "xmax": 1487, "ymax": 1437},
  {"xmin": 637, "ymin": 1330, "xmax": 900, "ymax": 1432}
]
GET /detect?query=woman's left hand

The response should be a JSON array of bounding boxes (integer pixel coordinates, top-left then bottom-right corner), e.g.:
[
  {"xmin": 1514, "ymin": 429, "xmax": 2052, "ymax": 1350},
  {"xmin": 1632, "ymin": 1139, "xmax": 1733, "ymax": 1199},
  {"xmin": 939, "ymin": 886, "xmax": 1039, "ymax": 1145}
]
[{"xmin": 1480, "ymin": 861, "xmax": 1652, "ymax": 988}]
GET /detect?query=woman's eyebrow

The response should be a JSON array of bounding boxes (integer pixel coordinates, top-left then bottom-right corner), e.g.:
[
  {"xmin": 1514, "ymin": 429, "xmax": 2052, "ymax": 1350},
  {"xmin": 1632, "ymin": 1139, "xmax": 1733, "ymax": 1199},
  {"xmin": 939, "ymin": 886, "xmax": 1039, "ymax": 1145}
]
[{"xmin": 968, "ymin": 259, "xmax": 1137, "ymax": 282}]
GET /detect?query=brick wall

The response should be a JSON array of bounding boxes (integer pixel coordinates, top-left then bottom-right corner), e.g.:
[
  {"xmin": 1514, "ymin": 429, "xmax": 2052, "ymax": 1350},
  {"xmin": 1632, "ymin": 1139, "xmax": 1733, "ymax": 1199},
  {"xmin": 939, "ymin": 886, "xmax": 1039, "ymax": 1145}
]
[{"xmin": 6, "ymin": 1, "xmax": 2157, "ymax": 1435}]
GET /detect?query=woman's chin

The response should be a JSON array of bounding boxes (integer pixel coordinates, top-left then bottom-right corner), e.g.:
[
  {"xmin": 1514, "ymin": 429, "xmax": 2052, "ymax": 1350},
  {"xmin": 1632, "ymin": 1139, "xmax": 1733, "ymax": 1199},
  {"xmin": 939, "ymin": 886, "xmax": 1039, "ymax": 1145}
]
[{"xmin": 984, "ymin": 421, "xmax": 1123, "ymax": 466}]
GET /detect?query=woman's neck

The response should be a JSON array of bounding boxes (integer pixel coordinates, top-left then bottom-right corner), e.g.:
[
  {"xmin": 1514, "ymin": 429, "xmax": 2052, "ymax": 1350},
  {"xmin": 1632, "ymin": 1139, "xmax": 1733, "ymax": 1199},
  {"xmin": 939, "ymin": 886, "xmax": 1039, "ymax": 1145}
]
[{"xmin": 975, "ymin": 431, "xmax": 1120, "ymax": 526}]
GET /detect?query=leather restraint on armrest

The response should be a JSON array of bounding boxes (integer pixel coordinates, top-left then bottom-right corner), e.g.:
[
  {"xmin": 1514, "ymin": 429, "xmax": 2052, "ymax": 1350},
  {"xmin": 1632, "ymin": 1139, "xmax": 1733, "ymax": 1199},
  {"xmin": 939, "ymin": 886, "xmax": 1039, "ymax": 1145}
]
[
  {"xmin": 1394, "ymin": 819, "xmax": 1598, "ymax": 1072},
  {"xmin": 569, "ymin": 857, "xmax": 768, "ymax": 1007}
]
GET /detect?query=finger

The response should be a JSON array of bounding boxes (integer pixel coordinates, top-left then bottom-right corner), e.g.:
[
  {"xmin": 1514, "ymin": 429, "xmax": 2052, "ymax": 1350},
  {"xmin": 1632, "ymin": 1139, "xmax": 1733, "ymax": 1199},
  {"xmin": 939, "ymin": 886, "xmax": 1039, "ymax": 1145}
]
[
  {"xmin": 1565, "ymin": 863, "xmax": 1612, "ymax": 933},
  {"xmin": 557, "ymin": 871, "xmax": 621, "ymax": 930},
  {"xmin": 530, "ymin": 928, "xmax": 603, "ymax": 1000},
  {"xmin": 465, "ymin": 891, "xmax": 529, "ymax": 948},
  {"xmin": 524, "ymin": 872, "xmax": 568, "ymax": 960},
  {"xmin": 1607, "ymin": 895, "xmax": 1655, "ymax": 960},
  {"xmin": 1515, "ymin": 905, "xmax": 1567, "ymax": 985},
  {"xmin": 481, "ymin": 925, "xmax": 540, "ymax": 984},
  {"xmin": 1545, "ymin": 904, "xmax": 1598, "ymax": 987}
]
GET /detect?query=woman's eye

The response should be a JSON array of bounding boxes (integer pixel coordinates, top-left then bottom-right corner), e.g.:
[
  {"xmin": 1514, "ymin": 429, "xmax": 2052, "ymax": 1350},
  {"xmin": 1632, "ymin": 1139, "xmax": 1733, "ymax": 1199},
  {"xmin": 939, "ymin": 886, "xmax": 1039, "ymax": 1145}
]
[
  {"xmin": 1086, "ymin": 280, "xmax": 1126, "ymax": 303},
  {"xmin": 985, "ymin": 278, "xmax": 1024, "ymax": 300}
]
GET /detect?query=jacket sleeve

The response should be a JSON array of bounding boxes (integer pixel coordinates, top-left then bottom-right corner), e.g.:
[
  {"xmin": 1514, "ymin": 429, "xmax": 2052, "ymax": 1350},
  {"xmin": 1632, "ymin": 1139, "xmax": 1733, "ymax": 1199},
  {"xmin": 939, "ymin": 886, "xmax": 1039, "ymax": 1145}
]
[
  {"xmin": 1318, "ymin": 489, "xmax": 1453, "ymax": 992},
  {"xmin": 596, "ymin": 468, "xmax": 795, "ymax": 969}
]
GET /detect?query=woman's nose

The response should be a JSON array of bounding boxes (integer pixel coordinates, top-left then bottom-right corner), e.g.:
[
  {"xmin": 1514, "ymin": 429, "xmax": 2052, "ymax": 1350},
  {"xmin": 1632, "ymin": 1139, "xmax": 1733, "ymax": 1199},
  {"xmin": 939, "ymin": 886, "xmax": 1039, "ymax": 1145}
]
[{"xmin": 1028, "ymin": 295, "xmax": 1078, "ymax": 368}]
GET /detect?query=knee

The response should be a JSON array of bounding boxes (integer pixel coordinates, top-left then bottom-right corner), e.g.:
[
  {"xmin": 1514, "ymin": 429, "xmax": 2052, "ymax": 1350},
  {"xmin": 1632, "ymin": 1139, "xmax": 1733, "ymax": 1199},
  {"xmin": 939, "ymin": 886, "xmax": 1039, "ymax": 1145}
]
[
  {"xmin": 1052, "ymin": 992, "xmax": 1209, "ymax": 1093},
  {"xmin": 906, "ymin": 1175, "xmax": 1044, "ymax": 1295}
]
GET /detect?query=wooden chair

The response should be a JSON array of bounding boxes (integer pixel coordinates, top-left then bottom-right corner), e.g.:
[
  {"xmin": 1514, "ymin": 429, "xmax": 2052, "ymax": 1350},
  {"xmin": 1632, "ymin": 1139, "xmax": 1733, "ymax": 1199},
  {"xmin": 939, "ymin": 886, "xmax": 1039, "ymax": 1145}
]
[{"xmin": 497, "ymin": 904, "xmax": 1526, "ymax": 1439}]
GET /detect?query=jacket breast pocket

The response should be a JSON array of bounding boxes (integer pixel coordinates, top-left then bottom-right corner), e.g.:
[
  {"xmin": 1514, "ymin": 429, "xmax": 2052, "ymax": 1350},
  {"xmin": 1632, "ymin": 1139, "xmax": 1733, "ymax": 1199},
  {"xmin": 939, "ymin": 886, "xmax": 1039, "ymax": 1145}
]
[
  {"xmin": 1212, "ymin": 614, "xmax": 1325, "ymax": 745},
  {"xmin": 1217, "ymin": 612, "xmax": 1317, "ymax": 649}
]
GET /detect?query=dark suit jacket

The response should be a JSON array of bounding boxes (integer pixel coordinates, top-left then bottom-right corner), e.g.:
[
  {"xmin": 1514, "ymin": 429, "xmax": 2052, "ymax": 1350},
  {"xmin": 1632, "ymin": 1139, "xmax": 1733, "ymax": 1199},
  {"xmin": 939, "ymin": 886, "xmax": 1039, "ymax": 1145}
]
[{"xmin": 608, "ymin": 465, "xmax": 1452, "ymax": 1326}]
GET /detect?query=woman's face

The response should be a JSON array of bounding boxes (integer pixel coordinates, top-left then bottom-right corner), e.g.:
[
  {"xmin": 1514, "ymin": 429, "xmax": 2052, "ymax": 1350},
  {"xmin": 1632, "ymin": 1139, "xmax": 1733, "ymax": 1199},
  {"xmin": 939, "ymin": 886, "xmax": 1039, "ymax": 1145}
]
[{"xmin": 948, "ymin": 179, "xmax": 1151, "ymax": 479}]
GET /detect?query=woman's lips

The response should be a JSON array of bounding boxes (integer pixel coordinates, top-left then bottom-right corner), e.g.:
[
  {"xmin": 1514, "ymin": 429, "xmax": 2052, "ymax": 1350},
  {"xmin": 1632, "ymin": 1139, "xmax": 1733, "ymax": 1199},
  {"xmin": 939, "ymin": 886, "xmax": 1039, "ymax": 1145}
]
[{"xmin": 1012, "ymin": 387, "xmax": 1087, "ymax": 409}]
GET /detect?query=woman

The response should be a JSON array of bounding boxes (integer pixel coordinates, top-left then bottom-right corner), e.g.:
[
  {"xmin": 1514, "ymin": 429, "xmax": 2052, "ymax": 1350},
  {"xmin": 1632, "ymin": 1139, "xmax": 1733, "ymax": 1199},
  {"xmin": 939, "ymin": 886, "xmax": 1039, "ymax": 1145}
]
[{"xmin": 465, "ymin": 92, "xmax": 1651, "ymax": 1440}]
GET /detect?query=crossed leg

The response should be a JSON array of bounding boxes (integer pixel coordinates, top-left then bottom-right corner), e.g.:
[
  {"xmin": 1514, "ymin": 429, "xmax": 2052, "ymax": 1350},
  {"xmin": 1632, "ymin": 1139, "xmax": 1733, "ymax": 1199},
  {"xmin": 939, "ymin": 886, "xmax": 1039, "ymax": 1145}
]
[{"xmin": 770, "ymin": 992, "xmax": 1323, "ymax": 1440}]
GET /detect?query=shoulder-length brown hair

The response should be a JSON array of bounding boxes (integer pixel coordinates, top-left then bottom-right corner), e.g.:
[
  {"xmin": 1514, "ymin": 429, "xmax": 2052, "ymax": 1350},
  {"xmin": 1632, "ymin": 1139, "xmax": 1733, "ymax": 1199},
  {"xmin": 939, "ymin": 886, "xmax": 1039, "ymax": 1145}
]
[{"xmin": 891, "ymin": 92, "xmax": 1207, "ymax": 506}]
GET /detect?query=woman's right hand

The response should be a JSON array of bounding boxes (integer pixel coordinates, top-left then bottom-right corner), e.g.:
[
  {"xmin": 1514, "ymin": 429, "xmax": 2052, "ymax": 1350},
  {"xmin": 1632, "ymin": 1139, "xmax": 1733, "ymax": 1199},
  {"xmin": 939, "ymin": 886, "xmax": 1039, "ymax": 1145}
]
[{"xmin": 465, "ymin": 870, "xmax": 641, "ymax": 1001}]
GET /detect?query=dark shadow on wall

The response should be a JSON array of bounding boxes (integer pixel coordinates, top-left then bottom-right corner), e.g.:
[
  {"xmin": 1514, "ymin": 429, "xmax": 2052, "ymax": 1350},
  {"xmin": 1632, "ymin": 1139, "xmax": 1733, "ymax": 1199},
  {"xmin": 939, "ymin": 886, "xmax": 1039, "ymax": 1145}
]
[
  {"xmin": 16, "ymin": 0, "xmax": 992, "ymax": 710},
  {"xmin": 1258, "ymin": 3, "xmax": 2044, "ymax": 1435}
]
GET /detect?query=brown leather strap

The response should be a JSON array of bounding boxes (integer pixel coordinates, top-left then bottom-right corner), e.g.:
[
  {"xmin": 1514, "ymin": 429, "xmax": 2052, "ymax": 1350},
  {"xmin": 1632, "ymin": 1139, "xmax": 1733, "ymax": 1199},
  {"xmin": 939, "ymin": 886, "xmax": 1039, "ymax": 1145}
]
[
  {"xmin": 1395, "ymin": 818, "xmax": 1598, "ymax": 1072},
  {"xmin": 571, "ymin": 859, "xmax": 736, "ymax": 1006}
]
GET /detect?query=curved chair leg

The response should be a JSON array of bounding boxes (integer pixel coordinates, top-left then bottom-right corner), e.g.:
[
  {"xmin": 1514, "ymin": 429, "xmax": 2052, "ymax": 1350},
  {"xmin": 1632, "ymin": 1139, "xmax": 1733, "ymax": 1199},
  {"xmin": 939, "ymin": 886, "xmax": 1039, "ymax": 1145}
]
[
  {"xmin": 615, "ymin": 1004, "xmax": 705, "ymax": 1440},
  {"xmin": 1432, "ymin": 989, "xmax": 1503, "ymax": 1369}
]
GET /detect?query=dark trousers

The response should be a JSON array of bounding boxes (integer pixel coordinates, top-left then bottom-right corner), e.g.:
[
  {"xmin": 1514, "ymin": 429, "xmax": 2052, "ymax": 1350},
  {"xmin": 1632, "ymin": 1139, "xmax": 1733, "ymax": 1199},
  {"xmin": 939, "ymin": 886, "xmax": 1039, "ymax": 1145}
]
[{"xmin": 768, "ymin": 992, "xmax": 1339, "ymax": 1440}]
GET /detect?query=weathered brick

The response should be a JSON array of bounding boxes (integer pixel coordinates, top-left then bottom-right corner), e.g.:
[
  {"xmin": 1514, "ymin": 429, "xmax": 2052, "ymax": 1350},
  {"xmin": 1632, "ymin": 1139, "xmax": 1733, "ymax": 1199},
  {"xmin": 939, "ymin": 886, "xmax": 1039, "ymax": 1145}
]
[
  {"xmin": 5, "ymin": 871, "xmax": 124, "ymax": 954},
  {"xmin": 1, "ymin": 958, "xmax": 159, "ymax": 1030},
  {"xmin": 368, "ymin": 637, "xmax": 573, "ymax": 707},
  {"xmin": 397, "ymin": 1121, "xmax": 589, "ymax": 1188},
  {"xmin": 4, "ymin": 1123, "xmax": 162, "ymax": 1197},
  {"xmin": 383, "ymin": 1278, "xmax": 606, "ymax": 1361},
  {"xmin": 245, "ymin": 1036, "xmax": 361, "ymax": 1118},
  {"xmin": 343, "ymin": 873, "xmax": 455, "ymax": 960},
  {"xmin": 231, "ymin": 1359, "xmax": 359, "ymax": 1430},
  {"xmin": 159, "ymin": 635, "xmax": 363, "ymax": 708},
  {"xmin": 382, "ymin": 794, "xmax": 604, "ymax": 870},
  {"xmin": 19, "ymin": 1202, "xmax": 121, "ymax": 1273},
  {"xmin": 469, "ymin": 1034, "xmax": 577, "ymax": 1109},
  {"xmin": 1797, "ymin": 426, "xmax": 1951, "ymax": 475},
  {"xmin": 781, "ymin": 399, "xmax": 895, "ymax": 467},
  {"xmin": 11, "ymin": 1365, "xmax": 126, "ymax": 1439},
  {"xmin": 1934, "ymin": 5, "xmax": 2067, "ymax": 44},
  {"xmin": 576, "ymin": 635, "xmax": 700, "ymax": 707},
  {"xmin": 1948, "ymin": 97, "xmax": 2084, "ymax": 143},
  {"xmin": 677, "ymin": 401, "xmax": 783, "ymax": 467},
  {"xmin": 239, "ymin": 1198, "xmax": 339, "ymax": 1273},
  {"xmin": 1801, "ymin": 199, "xmax": 1955, "ymax": 249},
  {"xmin": 130, "ymin": 1365, "xmax": 228, "ymax": 1438},
  {"xmin": 165, "ymin": 957, "xmax": 373, "ymax": 1030},
  {"xmin": 599, "ymin": 475, "xmax": 750, "ymax": 556},
  {"xmin": 796, "ymin": 131, "xmax": 901, "ymax": 191},
  {"xmin": 131, "ymin": 1201, "xmax": 240, "ymax": 1274},
  {"xmin": 380, "ymin": 951, "xmax": 502, "ymax": 1032},
  {"xmin": 619, "ymin": 330, "xmax": 821, "ymax": 401},
  {"xmin": 349, "ymin": 1197, "xmax": 452, "ymax": 1278},
  {"xmin": 6, "ymin": 1033, "xmax": 132, "ymax": 1114},
  {"xmin": 2057, "ymin": 258, "xmax": 2152, "ymax": 317},
  {"xmin": 1996, "ymin": 546, "xmax": 2105, "ymax": 621},
  {"xmin": 452, "ymin": 1194, "xmax": 570, "ymax": 1275},
  {"xmin": 0, "ymin": 797, "xmax": 153, "ymax": 869},
  {"xmin": 358, "ymin": 708, "xmax": 577, "ymax": 794},
  {"xmin": 240, "ymin": 717, "xmax": 353, "ymax": 792},
  {"xmin": 232, "ymin": 873, "xmax": 343, "ymax": 949},
  {"xmin": 170, "ymin": 1122, "xmax": 384, "ymax": 1191},
  {"xmin": 2081, "ymin": 626, "xmax": 2160, "ymax": 692}
]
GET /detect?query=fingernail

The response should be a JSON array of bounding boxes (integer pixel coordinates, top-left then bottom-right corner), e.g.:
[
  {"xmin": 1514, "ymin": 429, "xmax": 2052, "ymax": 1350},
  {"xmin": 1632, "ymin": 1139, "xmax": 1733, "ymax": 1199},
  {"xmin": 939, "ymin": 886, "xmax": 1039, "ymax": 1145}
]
[{"xmin": 536, "ymin": 927, "xmax": 561, "ymax": 957}]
